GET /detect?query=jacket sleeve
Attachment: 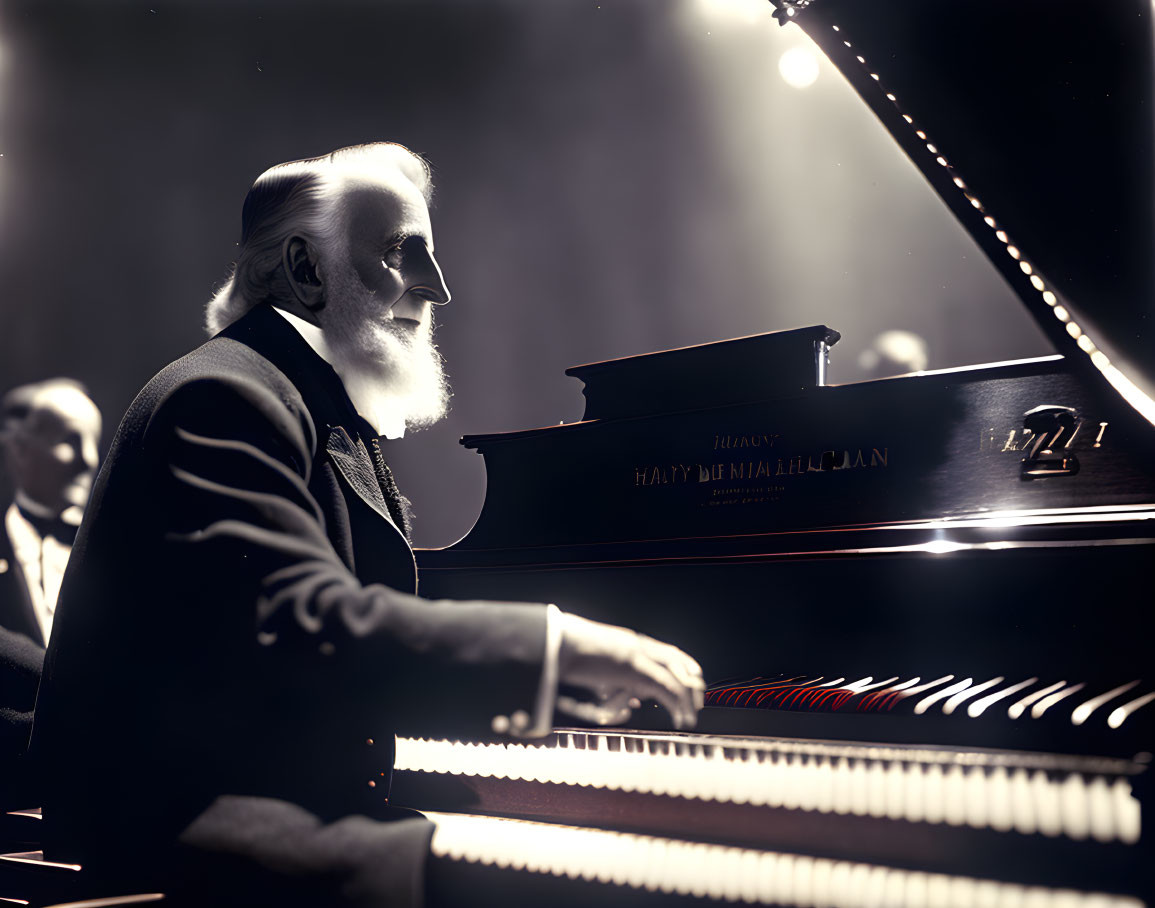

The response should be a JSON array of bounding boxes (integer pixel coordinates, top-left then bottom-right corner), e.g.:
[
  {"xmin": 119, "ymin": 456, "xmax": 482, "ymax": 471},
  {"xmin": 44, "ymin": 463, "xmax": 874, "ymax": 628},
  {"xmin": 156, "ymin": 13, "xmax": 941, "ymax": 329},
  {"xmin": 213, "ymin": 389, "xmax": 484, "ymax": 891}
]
[{"xmin": 146, "ymin": 374, "xmax": 549, "ymax": 737}]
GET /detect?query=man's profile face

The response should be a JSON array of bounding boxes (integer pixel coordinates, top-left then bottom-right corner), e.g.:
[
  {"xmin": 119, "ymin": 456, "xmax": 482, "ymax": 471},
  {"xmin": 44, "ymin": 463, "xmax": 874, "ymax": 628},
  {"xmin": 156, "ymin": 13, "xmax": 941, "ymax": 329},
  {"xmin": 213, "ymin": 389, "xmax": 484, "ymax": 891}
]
[
  {"xmin": 10, "ymin": 388, "xmax": 102, "ymax": 513},
  {"xmin": 340, "ymin": 175, "xmax": 450, "ymax": 330},
  {"xmin": 316, "ymin": 168, "xmax": 452, "ymax": 433}
]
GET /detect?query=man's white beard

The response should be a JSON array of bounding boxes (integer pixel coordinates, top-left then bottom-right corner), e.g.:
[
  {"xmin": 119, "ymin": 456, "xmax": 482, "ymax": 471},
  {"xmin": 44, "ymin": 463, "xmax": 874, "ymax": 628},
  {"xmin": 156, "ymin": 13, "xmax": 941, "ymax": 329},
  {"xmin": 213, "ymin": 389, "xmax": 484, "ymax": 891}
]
[{"xmin": 320, "ymin": 263, "xmax": 450, "ymax": 439}]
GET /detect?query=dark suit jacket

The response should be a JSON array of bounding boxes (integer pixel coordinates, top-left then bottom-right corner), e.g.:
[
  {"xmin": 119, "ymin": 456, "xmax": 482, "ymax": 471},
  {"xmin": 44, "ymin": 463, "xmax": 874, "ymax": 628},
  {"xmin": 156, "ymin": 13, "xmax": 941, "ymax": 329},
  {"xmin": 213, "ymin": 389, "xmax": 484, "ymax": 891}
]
[
  {"xmin": 32, "ymin": 304, "xmax": 549, "ymax": 865},
  {"xmin": 0, "ymin": 519, "xmax": 46, "ymax": 648}
]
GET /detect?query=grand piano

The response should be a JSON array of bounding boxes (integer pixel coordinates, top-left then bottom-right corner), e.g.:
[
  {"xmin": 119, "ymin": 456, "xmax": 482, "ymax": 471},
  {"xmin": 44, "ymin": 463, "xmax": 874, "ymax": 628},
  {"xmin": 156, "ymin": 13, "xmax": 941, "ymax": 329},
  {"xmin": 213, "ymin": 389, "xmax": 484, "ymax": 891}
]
[{"xmin": 395, "ymin": 1, "xmax": 1155, "ymax": 904}]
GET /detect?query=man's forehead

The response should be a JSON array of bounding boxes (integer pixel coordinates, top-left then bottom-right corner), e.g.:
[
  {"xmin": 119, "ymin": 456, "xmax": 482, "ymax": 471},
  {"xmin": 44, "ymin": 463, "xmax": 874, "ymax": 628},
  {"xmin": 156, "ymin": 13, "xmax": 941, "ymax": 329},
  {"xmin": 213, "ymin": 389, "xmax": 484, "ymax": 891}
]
[
  {"xmin": 337, "ymin": 172, "xmax": 431, "ymax": 241},
  {"xmin": 28, "ymin": 388, "xmax": 100, "ymax": 433}
]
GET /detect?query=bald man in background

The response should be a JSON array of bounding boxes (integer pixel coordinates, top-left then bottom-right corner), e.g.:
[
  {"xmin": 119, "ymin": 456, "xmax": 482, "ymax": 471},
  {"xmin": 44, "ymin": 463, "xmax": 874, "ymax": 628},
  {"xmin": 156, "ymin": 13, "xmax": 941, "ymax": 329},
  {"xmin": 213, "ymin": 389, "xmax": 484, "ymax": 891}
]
[
  {"xmin": 0, "ymin": 379, "xmax": 100, "ymax": 809},
  {"xmin": 0, "ymin": 379, "xmax": 102, "ymax": 647}
]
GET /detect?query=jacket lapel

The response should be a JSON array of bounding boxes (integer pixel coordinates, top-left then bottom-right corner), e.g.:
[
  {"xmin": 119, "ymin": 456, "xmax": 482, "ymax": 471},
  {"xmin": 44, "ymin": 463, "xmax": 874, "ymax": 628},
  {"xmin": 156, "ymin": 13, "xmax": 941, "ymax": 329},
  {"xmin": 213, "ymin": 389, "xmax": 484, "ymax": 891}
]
[{"xmin": 324, "ymin": 426, "xmax": 399, "ymax": 531}]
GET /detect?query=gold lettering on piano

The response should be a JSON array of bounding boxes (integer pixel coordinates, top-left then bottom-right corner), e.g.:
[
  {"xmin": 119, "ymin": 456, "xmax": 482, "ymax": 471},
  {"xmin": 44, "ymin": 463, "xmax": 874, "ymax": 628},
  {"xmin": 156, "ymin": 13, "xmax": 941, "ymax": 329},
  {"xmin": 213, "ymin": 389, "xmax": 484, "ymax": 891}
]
[
  {"xmin": 634, "ymin": 445, "xmax": 889, "ymax": 494},
  {"xmin": 713, "ymin": 433, "xmax": 781, "ymax": 450},
  {"xmin": 634, "ymin": 464, "xmax": 698, "ymax": 486}
]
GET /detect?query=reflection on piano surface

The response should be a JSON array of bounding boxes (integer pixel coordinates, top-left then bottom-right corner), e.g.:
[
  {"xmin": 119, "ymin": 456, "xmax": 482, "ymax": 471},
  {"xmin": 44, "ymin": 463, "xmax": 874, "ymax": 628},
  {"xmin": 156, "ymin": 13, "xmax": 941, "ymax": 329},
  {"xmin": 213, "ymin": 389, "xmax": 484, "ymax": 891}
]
[{"xmin": 405, "ymin": 0, "xmax": 1155, "ymax": 903}]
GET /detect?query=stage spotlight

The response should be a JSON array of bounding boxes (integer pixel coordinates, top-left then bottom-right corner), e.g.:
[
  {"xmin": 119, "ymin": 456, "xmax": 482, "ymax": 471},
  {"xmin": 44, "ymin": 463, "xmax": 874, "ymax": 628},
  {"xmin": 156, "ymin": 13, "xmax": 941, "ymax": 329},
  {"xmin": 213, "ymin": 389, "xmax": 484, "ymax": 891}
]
[{"xmin": 778, "ymin": 46, "xmax": 819, "ymax": 88}]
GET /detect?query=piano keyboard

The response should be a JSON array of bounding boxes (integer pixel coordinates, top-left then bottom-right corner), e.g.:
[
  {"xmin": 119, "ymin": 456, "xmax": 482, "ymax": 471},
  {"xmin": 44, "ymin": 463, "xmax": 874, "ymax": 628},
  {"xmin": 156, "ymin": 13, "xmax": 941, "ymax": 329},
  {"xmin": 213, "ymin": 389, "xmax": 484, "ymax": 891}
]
[
  {"xmin": 395, "ymin": 730, "xmax": 1144, "ymax": 843},
  {"xmin": 424, "ymin": 811, "xmax": 1142, "ymax": 907}
]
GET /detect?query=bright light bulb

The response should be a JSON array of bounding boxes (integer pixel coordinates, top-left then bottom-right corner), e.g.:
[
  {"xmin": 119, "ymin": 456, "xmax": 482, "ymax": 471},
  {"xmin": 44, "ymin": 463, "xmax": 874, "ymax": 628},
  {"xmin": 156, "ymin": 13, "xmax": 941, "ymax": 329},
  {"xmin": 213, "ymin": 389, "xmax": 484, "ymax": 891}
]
[{"xmin": 778, "ymin": 47, "xmax": 819, "ymax": 89}]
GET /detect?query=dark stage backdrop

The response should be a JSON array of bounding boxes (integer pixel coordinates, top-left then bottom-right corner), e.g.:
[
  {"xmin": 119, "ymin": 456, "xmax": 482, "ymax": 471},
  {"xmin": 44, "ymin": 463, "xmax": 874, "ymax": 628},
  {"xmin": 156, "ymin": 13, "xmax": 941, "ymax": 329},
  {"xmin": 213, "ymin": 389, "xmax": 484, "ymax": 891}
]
[{"xmin": 0, "ymin": 0, "xmax": 1050, "ymax": 547}]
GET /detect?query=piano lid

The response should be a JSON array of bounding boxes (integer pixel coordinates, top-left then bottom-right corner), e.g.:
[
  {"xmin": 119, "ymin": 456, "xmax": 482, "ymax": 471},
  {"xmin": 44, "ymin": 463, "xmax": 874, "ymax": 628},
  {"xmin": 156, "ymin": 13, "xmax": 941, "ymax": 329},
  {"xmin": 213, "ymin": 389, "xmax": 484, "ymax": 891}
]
[{"xmin": 770, "ymin": 0, "xmax": 1155, "ymax": 426}]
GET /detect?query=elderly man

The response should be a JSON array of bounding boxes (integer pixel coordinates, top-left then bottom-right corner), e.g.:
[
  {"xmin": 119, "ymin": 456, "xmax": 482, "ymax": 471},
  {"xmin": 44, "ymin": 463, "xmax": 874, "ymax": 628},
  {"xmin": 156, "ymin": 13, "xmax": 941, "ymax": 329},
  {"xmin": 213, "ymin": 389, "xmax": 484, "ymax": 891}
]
[
  {"xmin": 32, "ymin": 143, "xmax": 703, "ymax": 906},
  {"xmin": 0, "ymin": 378, "xmax": 102, "ymax": 647}
]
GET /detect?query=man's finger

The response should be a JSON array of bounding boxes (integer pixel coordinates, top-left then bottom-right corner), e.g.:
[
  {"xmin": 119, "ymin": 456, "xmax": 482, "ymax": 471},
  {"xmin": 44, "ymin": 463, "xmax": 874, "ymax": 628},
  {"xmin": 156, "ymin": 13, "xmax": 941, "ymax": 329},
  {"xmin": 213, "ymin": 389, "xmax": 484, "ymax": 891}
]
[
  {"xmin": 557, "ymin": 695, "xmax": 632, "ymax": 726},
  {"xmin": 632, "ymin": 653, "xmax": 698, "ymax": 729}
]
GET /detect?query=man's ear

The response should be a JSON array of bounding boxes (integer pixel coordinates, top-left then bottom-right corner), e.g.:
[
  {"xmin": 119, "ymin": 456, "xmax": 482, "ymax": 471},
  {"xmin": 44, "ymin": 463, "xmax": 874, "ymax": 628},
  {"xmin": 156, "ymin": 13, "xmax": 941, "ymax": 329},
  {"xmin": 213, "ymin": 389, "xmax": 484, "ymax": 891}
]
[{"xmin": 281, "ymin": 236, "xmax": 326, "ymax": 324}]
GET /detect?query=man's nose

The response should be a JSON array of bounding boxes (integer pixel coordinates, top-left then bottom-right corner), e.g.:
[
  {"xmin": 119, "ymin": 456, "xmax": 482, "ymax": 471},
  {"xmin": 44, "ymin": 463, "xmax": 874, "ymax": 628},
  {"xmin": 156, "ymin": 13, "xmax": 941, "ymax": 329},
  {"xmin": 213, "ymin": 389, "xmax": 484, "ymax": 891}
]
[{"xmin": 409, "ymin": 245, "xmax": 451, "ymax": 306}]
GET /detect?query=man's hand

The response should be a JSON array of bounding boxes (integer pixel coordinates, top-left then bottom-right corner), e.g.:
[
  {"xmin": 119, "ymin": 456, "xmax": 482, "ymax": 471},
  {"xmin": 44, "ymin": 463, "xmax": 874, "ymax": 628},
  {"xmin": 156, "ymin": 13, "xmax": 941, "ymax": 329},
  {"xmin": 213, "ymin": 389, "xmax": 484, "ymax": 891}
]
[{"xmin": 555, "ymin": 612, "xmax": 705, "ymax": 730}]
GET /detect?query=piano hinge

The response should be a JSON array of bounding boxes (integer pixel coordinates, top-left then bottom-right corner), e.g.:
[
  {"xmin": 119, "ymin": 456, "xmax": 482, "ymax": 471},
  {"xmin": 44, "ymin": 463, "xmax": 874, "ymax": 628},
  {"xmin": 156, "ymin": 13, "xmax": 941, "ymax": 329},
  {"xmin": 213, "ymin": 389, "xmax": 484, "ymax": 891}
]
[{"xmin": 770, "ymin": 0, "xmax": 817, "ymax": 26}]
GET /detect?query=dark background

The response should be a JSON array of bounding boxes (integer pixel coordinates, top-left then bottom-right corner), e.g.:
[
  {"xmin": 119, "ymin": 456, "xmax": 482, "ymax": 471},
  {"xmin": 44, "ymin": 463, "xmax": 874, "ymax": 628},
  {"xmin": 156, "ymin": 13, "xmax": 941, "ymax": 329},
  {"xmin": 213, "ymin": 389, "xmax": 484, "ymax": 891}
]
[{"xmin": 0, "ymin": 0, "xmax": 1050, "ymax": 547}]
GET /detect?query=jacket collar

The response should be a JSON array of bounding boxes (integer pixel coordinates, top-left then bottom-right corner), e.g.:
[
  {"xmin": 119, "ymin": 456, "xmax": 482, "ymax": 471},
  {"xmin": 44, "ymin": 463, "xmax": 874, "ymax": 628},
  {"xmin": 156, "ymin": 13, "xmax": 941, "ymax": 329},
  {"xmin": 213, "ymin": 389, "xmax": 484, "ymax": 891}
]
[{"xmin": 219, "ymin": 303, "xmax": 367, "ymax": 436}]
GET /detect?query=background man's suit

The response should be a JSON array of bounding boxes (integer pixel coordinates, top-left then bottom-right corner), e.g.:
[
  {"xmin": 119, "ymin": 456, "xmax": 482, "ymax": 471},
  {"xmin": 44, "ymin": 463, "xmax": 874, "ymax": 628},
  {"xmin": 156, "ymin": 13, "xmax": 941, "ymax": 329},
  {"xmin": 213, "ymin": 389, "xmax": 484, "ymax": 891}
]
[
  {"xmin": 0, "ymin": 522, "xmax": 46, "ymax": 647},
  {"xmin": 32, "ymin": 303, "xmax": 551, "ymax": 903},
  {"xmin": 0, "ymin": 516, "xmax": 46, "ymax": 810}
]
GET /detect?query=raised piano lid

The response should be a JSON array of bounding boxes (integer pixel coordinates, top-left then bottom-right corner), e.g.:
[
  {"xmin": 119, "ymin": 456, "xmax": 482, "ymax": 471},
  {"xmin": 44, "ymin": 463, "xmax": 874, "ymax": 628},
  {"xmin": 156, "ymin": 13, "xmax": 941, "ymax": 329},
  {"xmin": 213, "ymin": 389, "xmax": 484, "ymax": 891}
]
[
  {"xmin": 768, "ymin": 0, "xmax": 1155, "ymax": 427},
  {"xmin": 425, "ymin": 0, "xmax": 1155, "ymax": 554}
]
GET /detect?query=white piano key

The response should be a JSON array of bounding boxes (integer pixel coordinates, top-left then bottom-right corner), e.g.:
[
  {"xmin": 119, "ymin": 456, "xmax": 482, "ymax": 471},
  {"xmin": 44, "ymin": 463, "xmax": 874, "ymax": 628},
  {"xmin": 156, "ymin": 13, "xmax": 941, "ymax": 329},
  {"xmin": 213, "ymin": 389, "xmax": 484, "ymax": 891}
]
[
  {"xmin": 1031, "ymin": 770, "xmax": 1063, "ymax": 837},
  {"xmin": 799, "ymin": 757, "xmax": 822, "ymax": 813},
  {"xmin": 740, "ymin": 847, "xmax": 762, "ymax": 904},
  {"xmin": 964, "ymin": 765, "xmax": 990, "ymax": 829},
  {"xmin": 1112, "ymin": 777, "xmax": 1141, "ymax": 845},
  {"xmin": 826, "ymin": 756, "xmax": 847, "ymax": 815},
  {"xmin": 986, "ymin": 766, "xmax": 1014, "ymax": 832},
  {"xmin": 1054, "ymin": 892, "xmax": 1086, "ymax": 908},
  {"xmin": 862, "ymin": 864, "xmax": 888, "ymax": 908},
  {"xmin": 1086, "ymin": 776, "xmax": 1116, "ymax": 843},
  {"xmin": 828, "ymin": 862, "xmax": 853, "ymax": 908},
  {"xmin": 845, "ymin": 862, "xmax": 870, "ymax": 908},
  {"xmin": 1059, "ymin": 774, "xmax": 1091, "ymax": 840},
  {"xmin": 943, "ymin": 764, "xmax": 968, "ymax": 826},
  {"xmin": 781, "ymin": 754, "xmax": 802, "ymax": 811},
  {"xmin": 884, "ymin": 759, "xmax": 906, "ymax": 821},
  {"xmin": 904, "ymin": 872, "xmax": 929, "ymax": 908},
  {"xmin": 849, "ymin": 759, "xmax": 872, "ymax": 816},
  {"xmin": 1010, "ymin": 767, "xmax": 1038, "ymax": 835},
  {"xmin": 793, "ymin": 854, "xmax": 815, "ymax": 908},
  {"xmin": 1024, "ymin": 887, "xmax": 1053, "ymax": 908},
  {"xmin": 867, "ymin": 760, "xmax": 889, "ymax": 818},
  {"xmin": 881, "ymin": 867, "xmax": 905, "ymax": 907},
  {"xmin": 904, "ymin": 762, "xmax": 926, "ymax": 824},
  {"xmin": 774, "ymin": 852, "xmax": 796, "ymax": 906},
  {"xmin": 995, "ymin": 883, "xmax": 1025, "ymax": 908},
  {"xmin": 950, "ymin": 875, "xmax": 978, "ymax": 908},
  {"xmin": 926, "ymin": 872, "xmax": 952, "ymax": 908},
  {"xmin": 974, "ymin": 879, "xmax": 1002, "ymax": 908},
  {"xmin": 923, "ymin": 763, "xmax": 946, "ymax": 824}
]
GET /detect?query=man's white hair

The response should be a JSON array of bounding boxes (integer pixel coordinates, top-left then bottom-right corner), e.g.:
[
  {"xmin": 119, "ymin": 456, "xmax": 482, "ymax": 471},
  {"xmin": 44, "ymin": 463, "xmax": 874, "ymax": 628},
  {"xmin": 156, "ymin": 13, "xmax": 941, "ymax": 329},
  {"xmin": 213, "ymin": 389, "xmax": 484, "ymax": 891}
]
[{"xmin": 205, "ymin": 142, "xmax": 433, "ymax": 336}]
